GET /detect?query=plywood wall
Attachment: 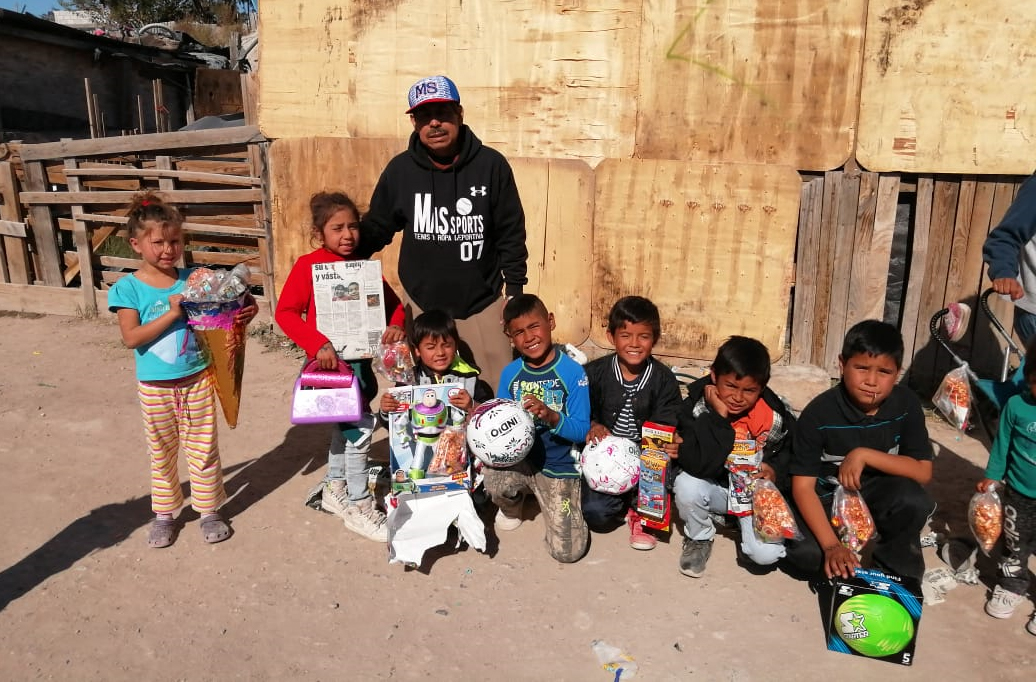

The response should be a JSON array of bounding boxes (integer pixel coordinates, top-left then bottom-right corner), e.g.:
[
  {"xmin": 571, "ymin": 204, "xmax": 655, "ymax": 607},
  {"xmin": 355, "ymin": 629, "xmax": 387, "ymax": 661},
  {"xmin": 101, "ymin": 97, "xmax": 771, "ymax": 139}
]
[
  {"xmin": 592, "ymin": 161, "xmax": 801, "ymax": 359},
  {"xmin": 259, "ymin": 1, "xmax": 641, "ymax": 162},
  {"xmin": 635, "ymin": 0, "xmax": 864, "ymax": 169},
  {"xmin": 261, "ymin": 0, "xmax": 1036, "ymax": 173},
  {"xmin": 259, "ymin": 0, "xmax": 863, "ymax": 169},
  {"xmin": 857, "ymin": 0, "xmax": 1036, "ymax": 173}
]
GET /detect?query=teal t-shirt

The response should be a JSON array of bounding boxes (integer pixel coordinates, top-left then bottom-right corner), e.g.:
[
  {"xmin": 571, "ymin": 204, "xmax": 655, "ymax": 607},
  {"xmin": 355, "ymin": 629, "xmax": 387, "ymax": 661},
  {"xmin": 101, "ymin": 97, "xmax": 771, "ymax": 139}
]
[
  {"xmin": 107, "ymin": 269, "xmax": 209, "ymax": 382},
  {"xmin": 986, "ymin": 391, "xmax": 1036, "ymax": 498}
]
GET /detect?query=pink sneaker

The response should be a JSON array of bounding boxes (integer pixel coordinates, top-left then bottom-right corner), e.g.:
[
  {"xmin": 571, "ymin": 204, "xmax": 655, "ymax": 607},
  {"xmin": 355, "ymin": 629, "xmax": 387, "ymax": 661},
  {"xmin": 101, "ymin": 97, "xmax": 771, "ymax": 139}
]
[
  {"xmin": 627, "ymin": 509, "xmax": 657, "ymax": 551},
  {"xmin": 942, "ymin": 302, "xmax": 972, "ymax": 342}
]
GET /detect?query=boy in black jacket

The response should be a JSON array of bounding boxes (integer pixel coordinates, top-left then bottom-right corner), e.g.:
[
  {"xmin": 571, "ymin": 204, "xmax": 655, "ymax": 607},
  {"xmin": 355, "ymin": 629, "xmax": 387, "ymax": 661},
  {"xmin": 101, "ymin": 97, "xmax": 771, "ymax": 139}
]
[
  {"xmin": 582, "ymin": 297, "xmax": 682, "ymax": 550},
  {"xmin": 673, "ymin": 336, "xmax": 794, "ymax": 578}
]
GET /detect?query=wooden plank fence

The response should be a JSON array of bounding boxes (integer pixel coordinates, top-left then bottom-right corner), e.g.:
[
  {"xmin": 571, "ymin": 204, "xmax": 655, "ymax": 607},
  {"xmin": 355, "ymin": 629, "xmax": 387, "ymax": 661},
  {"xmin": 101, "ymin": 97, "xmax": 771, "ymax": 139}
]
[
  {"xmin": 791, "ymin": 170, "xmax": 1028, "ymax": 390},
  {"xmin": 0, "ymin": 126, "xmax": 273, "ymax": 318}
]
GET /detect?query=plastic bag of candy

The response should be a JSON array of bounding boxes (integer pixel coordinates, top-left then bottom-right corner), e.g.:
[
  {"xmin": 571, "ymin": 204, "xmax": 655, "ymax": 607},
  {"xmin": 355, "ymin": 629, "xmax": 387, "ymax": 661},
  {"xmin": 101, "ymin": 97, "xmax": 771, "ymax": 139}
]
[
  {"xmin": 752, "ymin": 479, "xmax": 803, "ymax": 542},
  {"xmin": 426, "ymin": 425, "xmax": 469, "ymax": 476},
  {"xmin": 374, "ymin": 340, "xmax": 416, "ymax": 384},
  {"xmin": 831, "ymin": 485, "xmax": 877, "ymax": 552},
  {"xmin": 932, "ymin": 365, "xmax": 971, "ymax": 431},
  {"xmin": 968, "ymin": 486, "xmax": 1003, "ymax": 555}
]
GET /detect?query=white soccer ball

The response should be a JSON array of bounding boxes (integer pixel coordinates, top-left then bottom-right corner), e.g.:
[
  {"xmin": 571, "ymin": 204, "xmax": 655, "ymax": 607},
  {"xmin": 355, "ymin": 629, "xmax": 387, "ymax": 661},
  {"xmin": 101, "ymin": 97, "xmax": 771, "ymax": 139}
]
[
  {"xmin": 466, "ymin": 398, "xmax": 536, "ymax": 468},
  {"xmin": 580, "ymin": 436, "xmax": 641, "ymax": 494}
]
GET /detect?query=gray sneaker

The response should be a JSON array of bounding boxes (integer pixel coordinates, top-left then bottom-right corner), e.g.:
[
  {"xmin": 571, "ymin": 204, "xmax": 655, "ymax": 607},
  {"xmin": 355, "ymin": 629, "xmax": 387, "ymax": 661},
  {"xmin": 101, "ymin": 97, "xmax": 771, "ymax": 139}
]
[
  {"xmin": 320, "ymin": 480, "xmax": 350, "ymax": 518},
  {"xmin": 343, "ymin": 497, "xmax": 388, "ymax": 542},
  {"xmin": 679, "ymin": 538, "xmax": 713, "ymax": 578}
]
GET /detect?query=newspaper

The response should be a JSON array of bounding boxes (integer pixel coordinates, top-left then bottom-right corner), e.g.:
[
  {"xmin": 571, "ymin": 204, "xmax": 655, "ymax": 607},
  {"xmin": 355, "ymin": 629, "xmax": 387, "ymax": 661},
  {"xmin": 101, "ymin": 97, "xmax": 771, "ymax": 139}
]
[{"xmin": 311, "ymin": 259, "xmax": 387, "ymax": 359}]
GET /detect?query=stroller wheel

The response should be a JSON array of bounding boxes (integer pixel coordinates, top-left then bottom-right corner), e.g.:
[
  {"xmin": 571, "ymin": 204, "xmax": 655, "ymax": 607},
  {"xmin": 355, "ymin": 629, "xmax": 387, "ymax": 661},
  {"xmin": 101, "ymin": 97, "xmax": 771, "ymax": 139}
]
[{"xmin": 941, "ymin": 302, "xmax": 972, "ymax": 343}]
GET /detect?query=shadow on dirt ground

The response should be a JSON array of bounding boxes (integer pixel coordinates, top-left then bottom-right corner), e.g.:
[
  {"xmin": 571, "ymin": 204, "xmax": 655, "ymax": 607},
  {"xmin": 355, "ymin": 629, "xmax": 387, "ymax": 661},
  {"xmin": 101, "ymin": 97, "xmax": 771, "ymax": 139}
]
[{"xmin": 0, "ymin": 424, "xmax": 330, "ymax": 613}]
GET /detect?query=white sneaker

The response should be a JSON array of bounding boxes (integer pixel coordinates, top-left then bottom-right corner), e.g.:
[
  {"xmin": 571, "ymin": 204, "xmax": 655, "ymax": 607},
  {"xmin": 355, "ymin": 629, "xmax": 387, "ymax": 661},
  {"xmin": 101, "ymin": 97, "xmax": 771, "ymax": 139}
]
[
  {"xmin": 495, "ymin": 508, "xmax": 523, "ymax": 531},
  {"xmin": 342, "ymin": 497, "xmax": 387, "ymax": 542},
  {"xmin": 1027, "ymin": 613, "xmax": 1036, "ymax": 636},
  {"xmin": 986, "ymin": 585, "xmax": 1025, "ymax": 619},
  {"xmin": 320, "ymin": 480, "xmax": 349, "ymax": 518}
]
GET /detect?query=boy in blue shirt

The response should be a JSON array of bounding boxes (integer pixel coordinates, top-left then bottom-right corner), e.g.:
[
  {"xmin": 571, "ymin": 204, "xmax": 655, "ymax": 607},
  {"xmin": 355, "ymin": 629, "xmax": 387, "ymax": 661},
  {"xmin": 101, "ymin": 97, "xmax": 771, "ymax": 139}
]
[
  {"xmin": 785, "ymin": 320, "xmax": 935, "ymax": 582},
  {"xmin": 484, "ymin": 294, "xmax": 591, "ymax": 563}
]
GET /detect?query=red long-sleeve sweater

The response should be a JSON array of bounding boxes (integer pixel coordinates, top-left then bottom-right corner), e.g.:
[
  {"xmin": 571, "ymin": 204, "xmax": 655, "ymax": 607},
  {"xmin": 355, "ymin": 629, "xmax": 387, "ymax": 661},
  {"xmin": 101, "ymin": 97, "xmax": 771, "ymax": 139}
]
[{"xmin": 275, "ymin": 248, "xmax": 405, "ymax": 359}]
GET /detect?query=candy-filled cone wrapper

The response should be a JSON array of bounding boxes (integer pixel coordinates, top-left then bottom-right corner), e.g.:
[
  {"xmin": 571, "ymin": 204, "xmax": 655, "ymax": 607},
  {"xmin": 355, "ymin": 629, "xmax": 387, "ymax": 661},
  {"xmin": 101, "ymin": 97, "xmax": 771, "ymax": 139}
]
[
  {"xmin": 182, "ymin": 296, "xmax": 247, "ymax": 429},
  {"xmin": 194, "ymin": 327, "xmax": 245, "ymax": 428}
]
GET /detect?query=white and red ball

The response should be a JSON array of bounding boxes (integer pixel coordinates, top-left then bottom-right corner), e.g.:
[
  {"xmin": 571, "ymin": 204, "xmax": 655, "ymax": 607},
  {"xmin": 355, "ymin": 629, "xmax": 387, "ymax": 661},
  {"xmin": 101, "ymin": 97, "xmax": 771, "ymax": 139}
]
[
  {"xmin": 466, "ymin": 398, "xmax": 536, "ymax": 467},
  {"xmin": 580, "ymin": 436, "xmax": 640, "ymax": 494}
]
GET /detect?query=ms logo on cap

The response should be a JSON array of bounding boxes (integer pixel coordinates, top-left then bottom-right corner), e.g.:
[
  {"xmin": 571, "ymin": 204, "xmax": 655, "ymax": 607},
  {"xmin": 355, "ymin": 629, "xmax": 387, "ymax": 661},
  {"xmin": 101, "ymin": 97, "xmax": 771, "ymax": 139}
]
[{"xmin": 407, "ymin": 75, "xmax": 461, "ymax": 113}]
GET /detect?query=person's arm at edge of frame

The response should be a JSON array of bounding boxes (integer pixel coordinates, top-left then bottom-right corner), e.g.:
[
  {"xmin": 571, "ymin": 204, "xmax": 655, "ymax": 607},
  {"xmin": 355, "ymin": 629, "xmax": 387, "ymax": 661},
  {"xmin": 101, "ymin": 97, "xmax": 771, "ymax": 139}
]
[{"xmin": 983, "ymin": 171, "xmax": 1036, "ymax": 299}]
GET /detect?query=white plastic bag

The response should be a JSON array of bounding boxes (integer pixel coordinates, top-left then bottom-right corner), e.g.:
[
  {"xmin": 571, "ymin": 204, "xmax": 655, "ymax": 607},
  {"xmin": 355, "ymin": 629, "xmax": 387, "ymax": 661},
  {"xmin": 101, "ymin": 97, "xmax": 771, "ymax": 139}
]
[{"xmin": 933, "ymin": 365, "xmax": 971, "ymax": 431}]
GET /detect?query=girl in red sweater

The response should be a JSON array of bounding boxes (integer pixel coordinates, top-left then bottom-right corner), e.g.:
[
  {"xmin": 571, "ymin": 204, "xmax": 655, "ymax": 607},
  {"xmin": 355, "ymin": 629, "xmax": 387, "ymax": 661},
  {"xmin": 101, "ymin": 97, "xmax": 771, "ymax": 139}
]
[{"xmin": 276, "ymin": 191, "xmax": 405, "ymax": 542}]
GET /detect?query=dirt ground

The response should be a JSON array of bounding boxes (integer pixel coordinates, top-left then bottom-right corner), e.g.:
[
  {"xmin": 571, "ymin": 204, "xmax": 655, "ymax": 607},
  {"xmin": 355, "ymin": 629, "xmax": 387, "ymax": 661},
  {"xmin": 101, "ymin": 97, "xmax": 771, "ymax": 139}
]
[{"xmin": 1, "ymin": 312, "xmax": 1034, "ymax": 681}]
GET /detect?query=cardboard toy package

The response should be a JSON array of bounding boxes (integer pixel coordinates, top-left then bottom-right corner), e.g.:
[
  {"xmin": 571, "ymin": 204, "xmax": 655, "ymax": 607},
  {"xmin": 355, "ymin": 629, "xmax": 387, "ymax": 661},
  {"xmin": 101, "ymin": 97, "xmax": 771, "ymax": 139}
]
[
  {"xmin": 827, "ymin": 568, "xmax": 923, "ymax": 666},
  {"xmin": 386, "ymin": 383, "xmax": 471, "ymax": 494},
  {"xmin": 637, "ymin": 421, "xmax": 675, "ymax": 531}
]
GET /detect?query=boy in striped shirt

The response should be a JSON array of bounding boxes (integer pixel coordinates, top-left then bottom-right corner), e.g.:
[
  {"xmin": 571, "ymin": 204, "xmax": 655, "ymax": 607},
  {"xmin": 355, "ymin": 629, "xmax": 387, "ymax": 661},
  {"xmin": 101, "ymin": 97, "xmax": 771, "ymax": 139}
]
[{"xmin": 582, "ymin": 297, "xmax": 682, "ymax": 550}]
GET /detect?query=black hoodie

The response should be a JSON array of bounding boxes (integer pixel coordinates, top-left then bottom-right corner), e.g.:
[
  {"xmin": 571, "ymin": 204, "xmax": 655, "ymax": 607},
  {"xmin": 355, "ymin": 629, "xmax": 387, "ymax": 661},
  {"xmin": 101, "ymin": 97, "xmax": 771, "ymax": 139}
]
[{"xmin": 359, "ymin": 126, "xmax": 528, "ymax": 318}]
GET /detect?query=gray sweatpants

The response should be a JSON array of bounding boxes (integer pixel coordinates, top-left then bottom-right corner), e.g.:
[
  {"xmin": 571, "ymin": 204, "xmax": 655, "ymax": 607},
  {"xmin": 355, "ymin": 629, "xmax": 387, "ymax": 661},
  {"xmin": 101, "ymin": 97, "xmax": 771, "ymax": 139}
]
[{"xmin": 483, "ymin": 461, "xmax": 588, "ymax": 564}]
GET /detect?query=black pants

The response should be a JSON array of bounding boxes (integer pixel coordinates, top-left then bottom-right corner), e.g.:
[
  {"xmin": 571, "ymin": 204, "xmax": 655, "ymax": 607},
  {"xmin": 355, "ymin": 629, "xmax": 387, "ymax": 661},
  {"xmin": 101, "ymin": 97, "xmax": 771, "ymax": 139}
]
[
  {"xmin": 783, "ymin": 476, "xmax": 935, "ymax": 581},
  {"xmin": 581, "ymin": 480, "xmax": 633, "ymax": 532},
  {"xmin": 1000, "ymin": 485, "xmax": 1036, "ymax": 595}
]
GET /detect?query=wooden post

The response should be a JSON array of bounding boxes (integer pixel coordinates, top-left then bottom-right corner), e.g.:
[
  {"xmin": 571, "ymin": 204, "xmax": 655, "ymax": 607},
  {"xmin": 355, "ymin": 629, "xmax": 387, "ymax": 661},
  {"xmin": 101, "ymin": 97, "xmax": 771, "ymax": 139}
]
[
  {"xmin": 822, "ymin": 172, "xmax": 862, "ymax": 374},
  {"xmin": 21, "ymin": 161, "xmax": 64, "ymax": 286},
  {"xmin": 63, "ymin": 158, "xmax": 98, "ymax": 315},
  {"xmin": 0, "ymin": 161, "xmax": 32, "ymax": 284},
  {"xmin": 241, "ymin": 71, "xmax": 258, "ymax": 126},
  {"xmin": 846, "ymin": 171, "xmax": 879, "ymax": 329},
  {"xmin": 84, "ymin": 78, "xmax": 98, "ymax": 138},
  {"xmin": 790, "ymin": 177, "xmax": 824, "ymax": 366},
  {"xmin": 152, "ymin": 79, "xmax": 166, "ymax": 133},
  {"xmin": 249, "ymin": 141, "xmax": 275, "ymax": 312},
  {"xmin": 901, "ymin": 177, "xmax": 934, "ymax": 371},
  {"xmin": 908, "ymin": 179, "xmax": 959, "ymax": 386},
  {"xmin": 137, "ymin": 95, "xmax": 145, "ymax": 135}
]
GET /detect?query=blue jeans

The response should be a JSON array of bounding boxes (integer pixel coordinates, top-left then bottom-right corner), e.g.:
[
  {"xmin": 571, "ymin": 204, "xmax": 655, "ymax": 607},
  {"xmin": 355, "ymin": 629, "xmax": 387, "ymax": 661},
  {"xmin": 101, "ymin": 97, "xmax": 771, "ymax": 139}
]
[
  {"xmin": 327, "ymin": 413, "xmax": 377, "ymax": 502},
  {"xmin": 672, "ymin": 471, "xmax": 786, "ymax": 566},
  {"xmin": 1014, "ymin": 307, "xmax": 1036, "ymax": 346}
]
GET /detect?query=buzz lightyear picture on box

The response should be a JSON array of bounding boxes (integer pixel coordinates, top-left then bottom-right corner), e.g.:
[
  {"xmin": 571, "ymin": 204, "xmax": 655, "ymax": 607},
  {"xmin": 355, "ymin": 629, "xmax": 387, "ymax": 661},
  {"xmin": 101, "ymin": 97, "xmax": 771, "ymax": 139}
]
[{"xmin": 386, "ymin": 383, "xmax": 470, "ymax": 493}]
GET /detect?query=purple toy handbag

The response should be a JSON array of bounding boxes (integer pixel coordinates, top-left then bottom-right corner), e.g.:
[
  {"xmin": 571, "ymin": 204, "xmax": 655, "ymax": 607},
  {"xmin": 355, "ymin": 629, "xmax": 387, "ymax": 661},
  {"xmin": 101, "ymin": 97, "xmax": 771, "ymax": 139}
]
[{"xmin": 290, "ymin": 360, "xmax": 363, "ymax": 424}]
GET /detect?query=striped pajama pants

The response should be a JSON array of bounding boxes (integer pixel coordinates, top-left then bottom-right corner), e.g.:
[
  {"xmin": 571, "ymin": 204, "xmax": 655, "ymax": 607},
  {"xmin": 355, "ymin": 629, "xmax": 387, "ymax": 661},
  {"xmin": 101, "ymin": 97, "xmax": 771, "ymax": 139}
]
[{"xmin": 138, "ymin": 369, "xmax": 225, "ymax": 514}]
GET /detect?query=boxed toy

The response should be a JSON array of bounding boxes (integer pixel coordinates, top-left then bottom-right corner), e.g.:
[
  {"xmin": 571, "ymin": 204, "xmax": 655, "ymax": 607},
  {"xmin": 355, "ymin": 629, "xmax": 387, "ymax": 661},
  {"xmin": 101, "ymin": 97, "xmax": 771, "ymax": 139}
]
[
  {"xmin": 826, "ymin": 568, "xmax": 923, "ymax": 666},
  {"xmin": 386, "ymin": 383, "xmax": 471, "ymax": 494},
  {"xmin": 637, "ymin": 421, "xmax": 675, "ymax": 531}
]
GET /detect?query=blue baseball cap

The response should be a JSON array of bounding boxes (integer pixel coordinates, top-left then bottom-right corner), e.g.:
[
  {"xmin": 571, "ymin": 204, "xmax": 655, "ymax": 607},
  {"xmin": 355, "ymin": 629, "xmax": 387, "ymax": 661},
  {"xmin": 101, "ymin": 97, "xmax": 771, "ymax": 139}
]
[{"xmin": 406, "ymin": 75, "xmax": 461, "ymax": 114}]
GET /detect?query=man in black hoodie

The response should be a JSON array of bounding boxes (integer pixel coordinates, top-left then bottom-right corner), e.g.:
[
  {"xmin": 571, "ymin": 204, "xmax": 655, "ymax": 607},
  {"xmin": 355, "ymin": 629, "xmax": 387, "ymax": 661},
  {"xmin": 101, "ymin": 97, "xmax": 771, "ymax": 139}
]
[{"xmin": 359, "ymin": 75, "xmax": 528, "ymax": 390}]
